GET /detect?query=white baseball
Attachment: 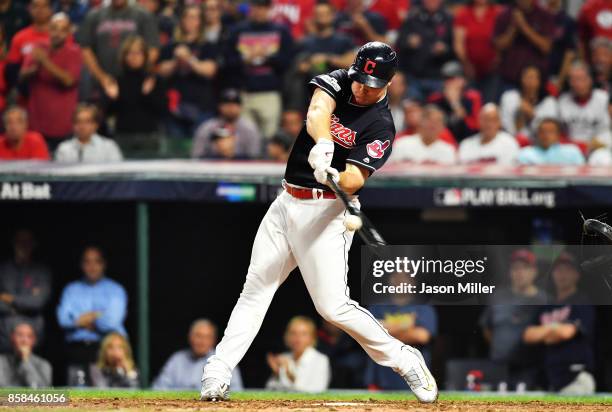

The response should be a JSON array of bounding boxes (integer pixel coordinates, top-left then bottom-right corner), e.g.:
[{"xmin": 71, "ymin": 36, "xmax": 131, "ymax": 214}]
[{"xmin": 344, "ymin": 214, "xmax": 363, "ymax": 231}]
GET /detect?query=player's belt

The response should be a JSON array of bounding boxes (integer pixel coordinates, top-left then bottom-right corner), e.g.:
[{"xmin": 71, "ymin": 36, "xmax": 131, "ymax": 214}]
[{"xmin": 283, "ymin": 182, "xmax": 336, "ymax": 200}]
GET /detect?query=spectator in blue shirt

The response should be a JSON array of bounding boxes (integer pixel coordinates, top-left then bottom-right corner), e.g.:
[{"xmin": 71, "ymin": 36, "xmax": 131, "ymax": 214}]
[
  {"xmin": 364, "ymin": 272, "xmax": 437, "ymax": 390},
  {"xmin": 517, "ymin": 118, "xmax": 586, "ymax": 165},
  {"xmin": 56, "ymin": 246, "xmax": 127, "ymax": 385},
  {"xmin": 153, "ymin": 318, "xmax": 243, "ymax": 390}
]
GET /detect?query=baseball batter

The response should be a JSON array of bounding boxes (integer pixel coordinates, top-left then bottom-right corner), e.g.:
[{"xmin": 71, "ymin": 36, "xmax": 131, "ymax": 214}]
[{"xmin": 200, "ymin": 42, "xmax": 438, "ymax": 403}]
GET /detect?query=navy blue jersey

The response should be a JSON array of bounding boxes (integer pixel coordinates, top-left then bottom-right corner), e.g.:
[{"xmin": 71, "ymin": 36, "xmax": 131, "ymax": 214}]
[{"xmin": 284, "ymin": 69, "xmax": 396, "ymax": 191}]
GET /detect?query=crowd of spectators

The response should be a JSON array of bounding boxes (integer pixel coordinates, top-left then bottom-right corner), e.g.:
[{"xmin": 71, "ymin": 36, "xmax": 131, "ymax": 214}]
[
  {"xmin": 0, "ymin": 0, "xmax": 607, "ymax": 166},
  {"xmin": 0, "ymin": 229, "xmax": 601, "ymax": 393}
]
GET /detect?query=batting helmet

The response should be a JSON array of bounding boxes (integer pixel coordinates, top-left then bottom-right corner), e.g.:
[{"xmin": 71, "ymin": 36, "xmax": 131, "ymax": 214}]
[{"xmin": 348, "ymin": 42, "xmax": 398, "ymax": 88}]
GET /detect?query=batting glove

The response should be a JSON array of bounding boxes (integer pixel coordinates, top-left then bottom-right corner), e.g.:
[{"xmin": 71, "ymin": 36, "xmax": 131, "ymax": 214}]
[
  {"xmin": 314, "ymin": 166, "xmax": 339, "ymax": 186},
  {"xmin": 308, "ymin": 138, "xmax": 334, "ymax": 170}
]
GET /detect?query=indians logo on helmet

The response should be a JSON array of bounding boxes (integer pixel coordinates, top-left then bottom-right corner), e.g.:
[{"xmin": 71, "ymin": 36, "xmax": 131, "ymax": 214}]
[
  {"xmin": 366, "ymin": 140, "xmax": 390, "ymax": 159},
  {"xmin": 364, "ymin": 60, "xmax": 377, "ymax": 74}
]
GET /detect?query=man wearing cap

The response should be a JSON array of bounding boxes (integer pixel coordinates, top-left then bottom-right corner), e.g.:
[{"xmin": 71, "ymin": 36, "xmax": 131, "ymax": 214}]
[
  {"xmin": 524, "ymin": 252, "xmax": 596, "ymax": 394},
  {"xmin": 427, "ymin": 61, "xmax": 482, "ymax": 141},
  {"xmin": 201, "ymin": 42, "xmax": 438, "ymax": 403},
  {"xmin": 191, "ymin": 89, "xmax": 262, "ymax": 159},
  {"xmin": 480, "ymin": 248, "xmax": 548, "ymax": 389},
  {"xmin": 222, "ymin": 0, "xmax": 293, "ymax": 139}
]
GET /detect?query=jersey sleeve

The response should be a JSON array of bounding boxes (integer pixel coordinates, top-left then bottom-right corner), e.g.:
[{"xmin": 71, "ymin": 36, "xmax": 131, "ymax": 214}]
[
  {"xmin": 308, "ymin": 69, "xmax": 350, "ymax": 102},
  {"xmin": 346, "ymin": 118, "xmax": 395, "ymax": 174}
]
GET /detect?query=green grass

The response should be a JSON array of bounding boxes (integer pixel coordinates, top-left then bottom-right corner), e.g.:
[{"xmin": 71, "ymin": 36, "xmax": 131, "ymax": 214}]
[{"xmin": 2, "ymin": 388, "xmax": 611, "ymax": 404}]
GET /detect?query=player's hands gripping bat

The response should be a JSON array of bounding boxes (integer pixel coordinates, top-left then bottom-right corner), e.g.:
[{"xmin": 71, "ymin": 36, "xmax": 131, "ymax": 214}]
[{"xmin": 327, "ymin": 173, "xmax": 387, "ymax": 248}]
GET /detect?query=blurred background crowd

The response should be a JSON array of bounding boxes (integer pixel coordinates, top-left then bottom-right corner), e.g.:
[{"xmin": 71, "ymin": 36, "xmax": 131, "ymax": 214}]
[
  {"xmin": 0, "ymin": 229, "xmax": 605, "ymax": 395},
  {"xmin": 0, "ymin": 0, "xmax": 608, "ymax": 165},
  {"xmin": 1, "ymin": 0, "xmax": 612, "ymax": 397}
]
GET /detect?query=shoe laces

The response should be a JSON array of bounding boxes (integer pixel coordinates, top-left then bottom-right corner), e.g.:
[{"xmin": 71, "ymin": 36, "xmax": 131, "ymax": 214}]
[{"xmin": 404, "ymin": 365, "xmax": 426, "ymax": 389}]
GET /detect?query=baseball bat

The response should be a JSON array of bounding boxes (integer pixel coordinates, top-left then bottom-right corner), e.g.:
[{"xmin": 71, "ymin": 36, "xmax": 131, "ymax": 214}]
[{"xmin": 327, "ymin": 174, "xmax": 387, "ymax": 247}]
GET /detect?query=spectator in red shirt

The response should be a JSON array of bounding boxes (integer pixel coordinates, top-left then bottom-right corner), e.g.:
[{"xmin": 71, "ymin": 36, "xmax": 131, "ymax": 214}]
[
  {"xmin": 399, "ymin": 99, "xmax": 457, "ymax": 146},
  {"xmin": 493, "ymin": 0, "xmax": 555, "ymax": 90},
  {"xmin": 19, "ymin": 13, "xmax": 81, "ymax": 150},
  {"xmin": 0, "ymin": 107, "xmax": 49, "ymax": 160},
  {"xmin": 270, "ymin": 0, "xmax": 315, "ymax": 40},
  {"xmin": 578, "ymin": 0, "xmax": 612, "ymax": 63},
  {"xmin": 5, "ymin": 0, "xmax": 52, "ymax": 84},
  {"xmin": 453, "ymin": 0, "xmax": 503, "ymax": 103},
  {"xmin": 334, "ymin": 0, "xmax": 387, "ymax": 47},
  {"xmin": 428, "ymin": 61, "xmax": 482, "ymax": 141}
]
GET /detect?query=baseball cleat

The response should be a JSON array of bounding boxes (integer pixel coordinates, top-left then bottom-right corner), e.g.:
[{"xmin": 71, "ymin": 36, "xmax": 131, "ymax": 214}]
[
  {"xmin": 395, "ymin": 346, "xmax": 438, "ymax": 403},
  {"xmin": 200, "ymin": 377, "xmax": 229, "ymax": 402}
]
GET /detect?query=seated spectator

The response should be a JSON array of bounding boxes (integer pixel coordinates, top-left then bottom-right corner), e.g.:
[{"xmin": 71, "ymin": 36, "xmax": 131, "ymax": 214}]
[
  {"xmin": 0, "ymin": 322, "xmax": 51, "ymax": 387},
  {"xmin": 19, "ymin": 13, "xmax": 82, "ymax": 150},
  {"xmin": 590, "ymin": 37, "xmax": 611, "ymax": 93},
  {"xmin": 396, "ymin": 0, "xmax": 453, "ymax": 100},
  {"xmin": 90, "ymin": 332, "xmax": 138, "ymax": 388},
  {"xmin": 459, "ymin": 104, "xmax": 519, "ymax": 164},
  {"xmin": 0, "ymin": 230, "xmax": 51, "ymax": 353},
  {"xmin": 388, "ymin": 105, "xmax": 456, "ymax": 165},
  {"xmin": 280, "ymin": 110, "xmax": 303, "ymax": 138},
  {"xmin": 523, "ymin": 252, "xmax": 596, "ymax": 394},
  {"xmin": 480, "ymin": 249, "xmax": 547, "ymax": 389},
  {"xmin": 428, "ymin": 61, "xmax": 482, "ymax": 141},
  {"xmin": 493, "ymin": 0, "xmax": 555, "ymax": 89},
  {"xmin": 104, "ymin": 35, "xmax": 167, "ymax": 158},
  {"xmin": 205, "ymin": 125, "xmax": 251, "ymax": 160},
  {"xmin": 517, "ymin": 118, "xmax": 585, "ymax": 165},
  {"xmin": 399, "ymin": 99, "xmax": 423, "ymax": 136},
  {"xmin": 153, "ymin": 319, "xmax": 243, "ymax": 390},
  {"xmin": 398, "ymin": 99, "xmax": 456, "ymax": 146},
  {"xmin": 558, "ymin": 61, "xmax": 611, "ymax": 150},
  {"xmin": 57, "ymin": 246, "xmax": 127, "ymax": 385},
  {"xmin": 55, "ymin": 104, "xmax": 123, "ymax": 163},
  {"xmin": 364, "ymin": 272, "xmax": 437, "ymax": 390},
  {"xmin": 223, "ymin": 0, "xmax": 293, "ymax": 139},
  {"xmin": 588, "ymin": 147, "xmax": 612, "ymax": 166},
  {"xmin": 0, "ymin": 107, "xmax": 49, "ymax": 160},
  {"xmin": 290, "ymin": 0, "xmax": 354, "ymax": 110},
  {"xmin": 453, "ymin": 0, "xmax": 502, "ymax": 103},
  {"xmin": 158, "ymin": 5, "xmax": 219, "ymax": 138},
  {"xmin": 267, "ymin": 131, "xmax": 293, "ymax": 162},
  {"xmin": 266, "ymin": 316, "xmax": 330, "ymax": 392},
  {"xmin": 192, "ymin": 89, "xmax": 261, "ymax": 158},
  {"xmin": 79, "ymin": 0, "xmax": 159, "ymax": 97},
  {"xmin": 500, "ymin": 65, "xmax": 557, "ymax": 139},
  {"xmin": 334, "ymin": 0, "xmax": 387, "ymax": 47}
]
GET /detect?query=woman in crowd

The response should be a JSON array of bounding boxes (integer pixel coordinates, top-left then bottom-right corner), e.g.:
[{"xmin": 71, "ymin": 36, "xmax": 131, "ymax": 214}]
[
  {"xmin": 500, "ymin": 65, "xmax": 557, "ymax": 139},
  {"xmin": 90, "ymin": 333, "xmax": 139, "ymax": 388},
  {"xmin": 453, "ymin": 0, "xmax": 503, "ymax": 103},
  {"xmin": 266, "ymin": 316, "xmax": 330, "ymax": 393},
  {"xmin": 104, "ymin": 35, "xmax": 168, "ymax": 158},
  {"xmin": 158, "ymin": 5, "xmax": 219, "ymax": 139}
]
